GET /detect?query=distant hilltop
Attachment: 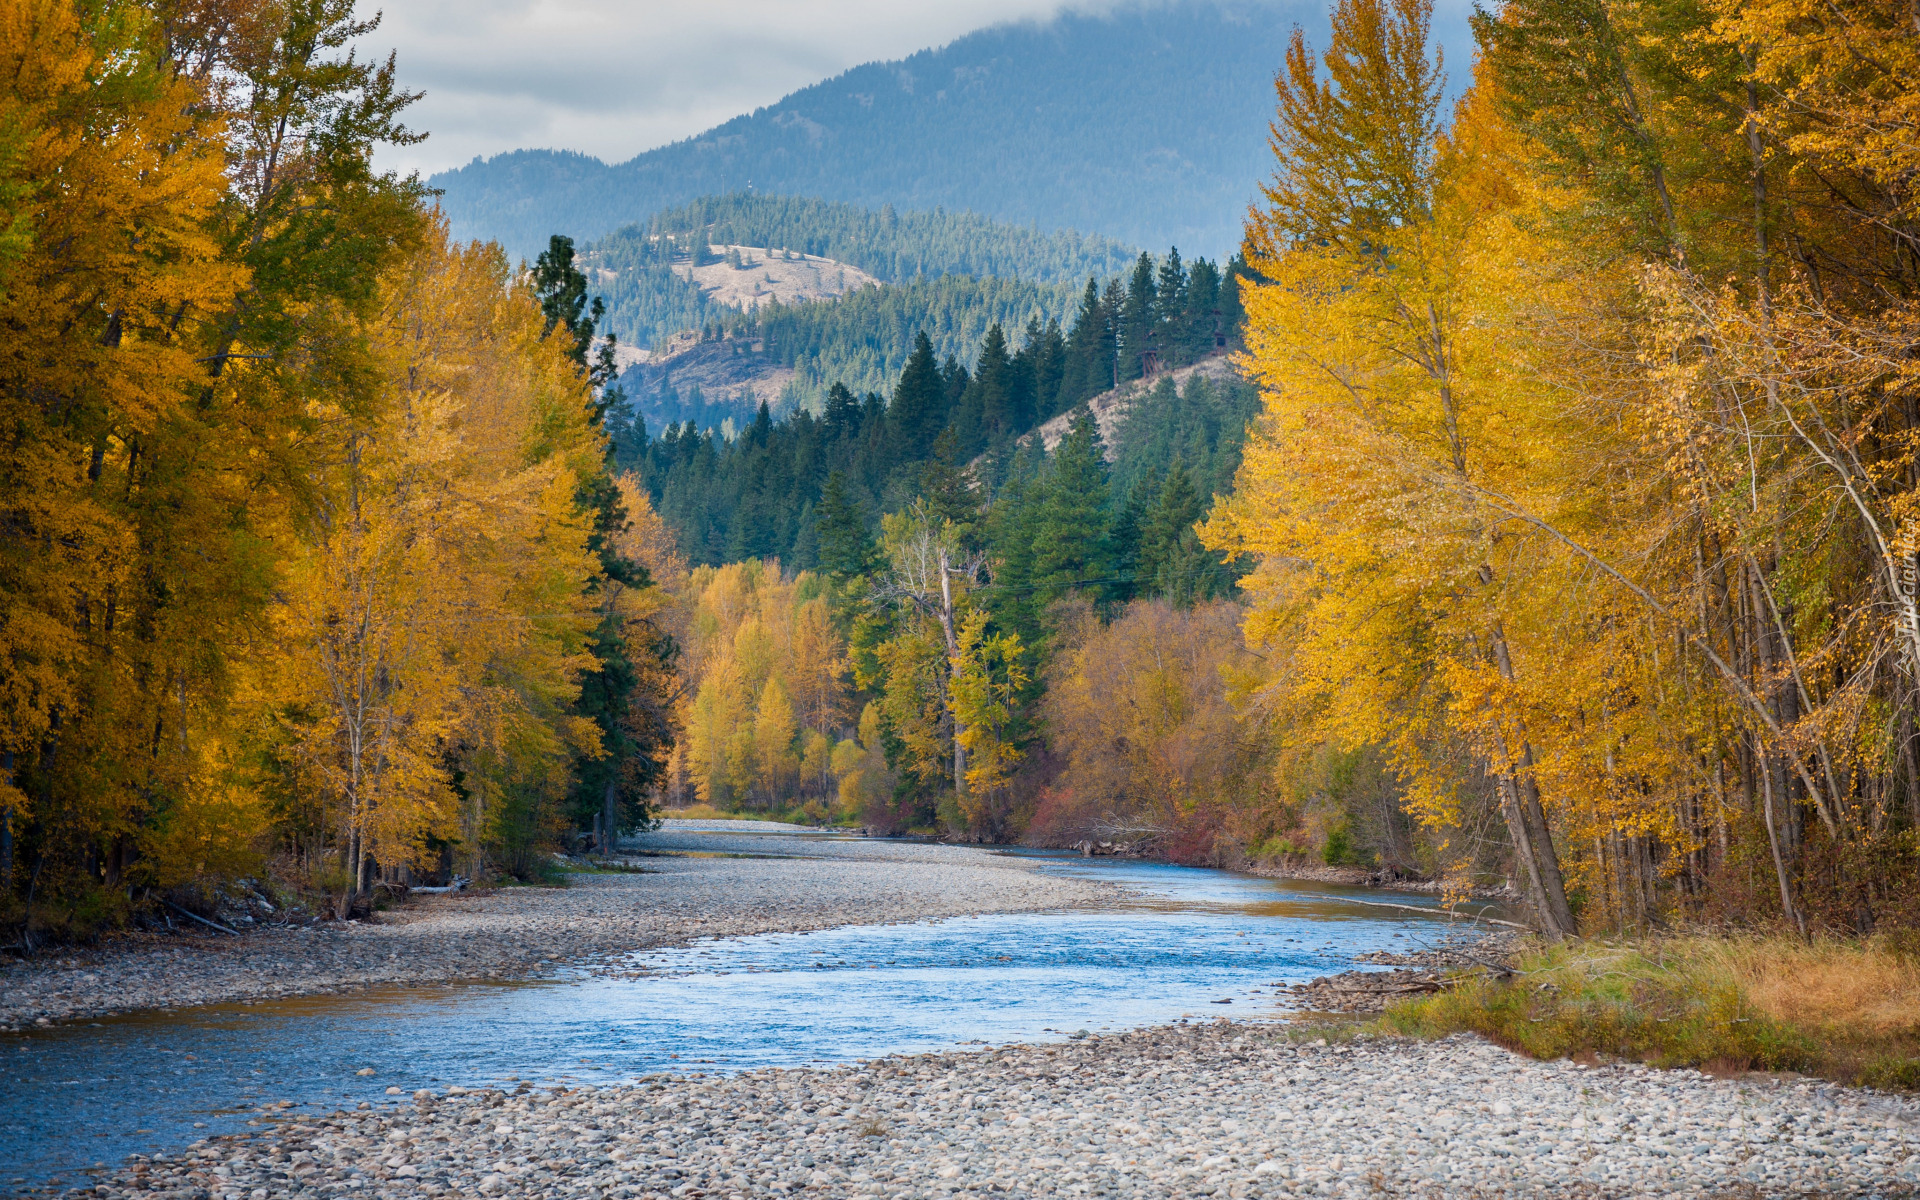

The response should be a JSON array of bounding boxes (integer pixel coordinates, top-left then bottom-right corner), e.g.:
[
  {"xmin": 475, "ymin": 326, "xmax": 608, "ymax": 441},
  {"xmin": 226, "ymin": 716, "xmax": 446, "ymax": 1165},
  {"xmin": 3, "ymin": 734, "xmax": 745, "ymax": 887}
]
[{"xmin": 430, "ymin": 1, "xmax": 1325, "ymax": 263}]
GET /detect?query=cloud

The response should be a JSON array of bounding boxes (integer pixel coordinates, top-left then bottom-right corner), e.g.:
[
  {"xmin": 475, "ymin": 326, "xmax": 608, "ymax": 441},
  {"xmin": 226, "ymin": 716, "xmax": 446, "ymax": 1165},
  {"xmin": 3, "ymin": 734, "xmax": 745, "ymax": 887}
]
[{"xmin": 363, "ymin": 0, "xmax": 1112, "ymax": 176}]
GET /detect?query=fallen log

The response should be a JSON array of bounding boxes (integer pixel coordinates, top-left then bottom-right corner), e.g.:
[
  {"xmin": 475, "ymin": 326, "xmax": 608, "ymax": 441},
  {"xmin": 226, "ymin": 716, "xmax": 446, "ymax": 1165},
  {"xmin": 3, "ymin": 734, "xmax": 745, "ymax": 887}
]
[
  {"xmin": 1295, "ymin": 893, "xmax": 1531, "ymax": 930},
  {"xmin": 161, "ymin": 898, "xmax": 241, "ymax": 936}
]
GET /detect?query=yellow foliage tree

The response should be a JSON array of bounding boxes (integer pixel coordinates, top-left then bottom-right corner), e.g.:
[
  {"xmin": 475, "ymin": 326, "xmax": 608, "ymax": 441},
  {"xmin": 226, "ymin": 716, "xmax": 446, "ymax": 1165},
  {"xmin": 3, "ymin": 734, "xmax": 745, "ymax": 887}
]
[
  {"xmin": 666, "ymin": 559, "xmax": 849, "ymax": 812},
  {"xmin": 271, "ymin": 226, "xmax": 604, "ymax": 891}
]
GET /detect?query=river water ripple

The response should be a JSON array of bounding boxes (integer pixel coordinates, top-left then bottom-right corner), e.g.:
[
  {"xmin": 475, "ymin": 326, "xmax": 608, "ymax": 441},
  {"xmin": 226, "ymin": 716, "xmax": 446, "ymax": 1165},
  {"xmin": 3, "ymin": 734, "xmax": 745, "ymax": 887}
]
[{"xmin": 1, "ymin": 846, "xmax": 1497, "ymax": 1191}]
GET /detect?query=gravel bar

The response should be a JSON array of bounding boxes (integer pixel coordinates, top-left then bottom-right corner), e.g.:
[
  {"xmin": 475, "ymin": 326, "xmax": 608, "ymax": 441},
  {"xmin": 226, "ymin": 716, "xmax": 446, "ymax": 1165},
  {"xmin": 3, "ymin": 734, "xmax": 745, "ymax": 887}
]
[
  {"xmin": 86, "ymin": 1023, "xmax": 1920, "ymax": 1199},
  {"xmin": 0, "ymin": 835, "xmax": 1109, "ymax": 1028}
]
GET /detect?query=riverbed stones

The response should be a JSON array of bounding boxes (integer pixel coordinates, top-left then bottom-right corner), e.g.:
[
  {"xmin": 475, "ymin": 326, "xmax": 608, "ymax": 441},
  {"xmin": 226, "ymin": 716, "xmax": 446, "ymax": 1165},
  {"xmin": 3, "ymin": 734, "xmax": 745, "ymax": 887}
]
[
  {"xmin": 0, "ymin": 834, "xmax": 1112, "ymax": 1027},
  {"xmin": 62, "ymin": 1024, "xmax": 1920, "ymax": 1200}
]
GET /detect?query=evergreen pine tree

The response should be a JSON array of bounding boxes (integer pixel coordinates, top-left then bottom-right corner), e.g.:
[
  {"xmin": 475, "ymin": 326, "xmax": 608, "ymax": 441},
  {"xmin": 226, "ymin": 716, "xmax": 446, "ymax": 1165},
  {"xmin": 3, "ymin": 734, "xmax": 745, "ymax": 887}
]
[
  {"xmin": 1108, "ymin": 474, "xmax": 1158, "ymax": 603},
  {"xmin": 1025, "ymin": 317, "xmax": 1067, "ymax": 419},
  {"xmin": 1156, "ymin": 247, "xmax": 1188, "ymax": 362},
  {"xmin": 1099, "ymin": 278, "xmax": 1126, "ymax": 390},
  {"xmin": 1184, "ymin": 258, "xmax": 1223, "ymax": 358},
  {"xmin": 1060, "ymin": 278, "xmax": 1105, "ymax": 407},
  {"xmin": 887, "ymin": 330, "xmax": 946, "ymax": 456},
  {"xmin": 982, "ymin": 441, "xmax": 1049, "ymax": 648},
  {"xmin": 1032, "ymin": 409, "xmax": 1112, "ymax": 598},
  {"xmin": 918, "ymin": 428, "xmax": 981, "ymax": 538},
  {"xmin": 789, "ymin": 499, "xmax": 820, "ymax": 569},
  {"xmin": 1138, "ymin": 461, "xmax": 1204, "ymax": 595},
  {"xmin": 824, "ymin": 381, "xmax": 861, "ymax": 438},
  {"xmin": 815, "ymin": 469, "xmax": 879, "ymax": 581},
  {"xmin": 532, "ymin": 234, "xmax": 598, "ymax": 366},
  {"xmin": 972, "ymin": 324, "xmax": 1017, "ymax": 441},
  {"xmin": 534, "ymin": 232, "xmax": 675, "ymax": 838},
  {"xmin": 1119, "ymin": 252, "xmax": 1157, "ymax": 380}
]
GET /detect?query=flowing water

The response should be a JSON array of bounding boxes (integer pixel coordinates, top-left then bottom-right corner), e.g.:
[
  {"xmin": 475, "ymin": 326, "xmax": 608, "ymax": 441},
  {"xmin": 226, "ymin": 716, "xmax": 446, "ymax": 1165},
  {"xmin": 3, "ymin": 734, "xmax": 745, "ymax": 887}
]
[{"xmin": 0, "ymin": 841, "xmax": 1499, "ymax": 1191}]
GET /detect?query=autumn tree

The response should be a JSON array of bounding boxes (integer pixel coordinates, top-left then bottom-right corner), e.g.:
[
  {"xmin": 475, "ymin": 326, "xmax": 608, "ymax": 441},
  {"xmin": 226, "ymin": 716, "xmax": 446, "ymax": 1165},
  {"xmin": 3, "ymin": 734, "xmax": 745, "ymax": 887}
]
[{"xmin": 1211, "ymin": 0, "xmax": 1587, "ymax": 936}]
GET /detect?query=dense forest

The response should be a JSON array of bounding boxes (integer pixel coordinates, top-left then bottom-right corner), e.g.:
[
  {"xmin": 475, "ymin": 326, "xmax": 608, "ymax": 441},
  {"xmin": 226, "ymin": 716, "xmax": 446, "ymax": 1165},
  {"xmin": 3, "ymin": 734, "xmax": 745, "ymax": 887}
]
[
  {"xmin": 582, "ymin": 194, "xmax": 1141, "ymax": 352},
  {"xmin": 655, "ymin": 386, "xmax": 1260, "ymax": 840},
  {"xmin": 428, "ymin": 2, "xmax": 1348, "ymax": 262},
  {"xmin": 627, "ymin": 239, "xmax": 1264, "ymax": 842},
  {"xmin": 594, "ymin": 193, "xmax": 1141, "ymax": 291},
  {"xmin": 618, "ymin": 246, "xmax": 1245, "ymax": 433},
  {"xmin": 632, "ymin": 339, "xmax": 1258, "ymax": 569},
  {"xmin": 1209, "ymin": 0, "xmax": 1920, "ymax": 935},
  {"xmin": 1, "ymin": 0, "xmax": 678, "ymax": 938}
]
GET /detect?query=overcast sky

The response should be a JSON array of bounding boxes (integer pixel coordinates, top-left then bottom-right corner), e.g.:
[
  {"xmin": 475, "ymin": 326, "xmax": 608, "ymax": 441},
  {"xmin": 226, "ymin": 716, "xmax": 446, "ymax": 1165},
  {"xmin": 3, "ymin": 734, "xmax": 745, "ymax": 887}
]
[{"xmin": 364, "ymin": 0, "xmax": 1116, "ymax": 177}]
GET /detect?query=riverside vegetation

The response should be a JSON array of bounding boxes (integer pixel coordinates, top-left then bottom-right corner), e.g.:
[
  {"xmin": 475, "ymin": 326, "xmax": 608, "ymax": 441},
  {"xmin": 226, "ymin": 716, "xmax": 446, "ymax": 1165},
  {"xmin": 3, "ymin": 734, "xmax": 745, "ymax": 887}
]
[
  {"xmin": 1, "ymin": 0, "xmax": 679, "ymax": 944},
  {"xmin": 10, "ymin": 0, "xmax": 1920, "ymax": 1137},
  {"xmin": 618, "ymin": 0, "xmax": 1920, "ymax": 1094}
]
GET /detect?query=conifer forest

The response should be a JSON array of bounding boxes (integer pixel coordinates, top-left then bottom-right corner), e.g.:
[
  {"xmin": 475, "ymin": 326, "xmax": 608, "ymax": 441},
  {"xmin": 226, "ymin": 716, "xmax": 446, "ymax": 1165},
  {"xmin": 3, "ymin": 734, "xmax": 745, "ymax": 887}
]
[{"xmin": 9, "ymin": 0, "xmax": 1920, "ymax": 958}]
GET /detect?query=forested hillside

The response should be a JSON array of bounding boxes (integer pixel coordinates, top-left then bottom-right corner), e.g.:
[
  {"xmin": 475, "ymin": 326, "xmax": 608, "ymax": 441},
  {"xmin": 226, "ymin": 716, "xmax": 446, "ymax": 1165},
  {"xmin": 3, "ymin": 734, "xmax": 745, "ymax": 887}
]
[
  {"xmin": 582, "ymin": 195, "xmax": 1141, "ymax": 351},
  {"xmin": 429, "ymin": 2, "xmax": 1319, "ymax": 262},
  {"xmin": 614, "ymin": 249, "xmax": 1244, "ymax": 487},
  {"xmin": 649, "ymin": 364, "xmax": 1262, "ymax": 838},
  {"xmin": 626, "ymin": 244, "xmax": 1261, "ymax": 843},
  {"xmin": 617, "ymin": 248, "xmax": 1243, "ymax": 433},
  {"xmin": 597, "ymin": 194, "xmax": 1141, "ymax": 290}
]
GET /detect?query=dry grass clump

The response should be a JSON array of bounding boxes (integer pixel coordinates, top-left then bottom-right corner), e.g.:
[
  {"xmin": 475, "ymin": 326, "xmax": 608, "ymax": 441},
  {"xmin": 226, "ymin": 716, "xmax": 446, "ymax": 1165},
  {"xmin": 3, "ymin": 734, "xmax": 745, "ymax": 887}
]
[
  {"xmin": 1719, "ymin": 935, "xmax": 1920, "ymax": 1036},
  {"xmin": 1380, "ymin": 932, "xmax": 1920, "ymax": 1089}
]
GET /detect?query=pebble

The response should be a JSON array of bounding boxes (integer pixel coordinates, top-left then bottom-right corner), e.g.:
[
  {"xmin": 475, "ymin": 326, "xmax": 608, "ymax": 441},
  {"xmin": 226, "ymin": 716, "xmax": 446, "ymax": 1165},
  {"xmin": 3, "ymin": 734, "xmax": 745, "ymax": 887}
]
[{"xmin": 66, "ymin": 1024, "xmax": 1920, "ymax": 1199}]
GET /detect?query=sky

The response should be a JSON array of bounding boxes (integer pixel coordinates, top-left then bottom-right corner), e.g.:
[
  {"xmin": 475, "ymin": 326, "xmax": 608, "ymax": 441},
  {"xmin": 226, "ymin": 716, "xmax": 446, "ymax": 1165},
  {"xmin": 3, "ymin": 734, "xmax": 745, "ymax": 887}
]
[{"xmin": 362, "ymin": 0, "xmax": 1115, "ymax": 177}]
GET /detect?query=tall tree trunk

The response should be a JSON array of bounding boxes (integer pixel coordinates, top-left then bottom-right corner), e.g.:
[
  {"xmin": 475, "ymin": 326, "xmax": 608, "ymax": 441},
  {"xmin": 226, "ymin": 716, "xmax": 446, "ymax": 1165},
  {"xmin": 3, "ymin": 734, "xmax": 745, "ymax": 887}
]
[
  {"xmin": 1760, "ymin": 749, "xmax": 1806, "ymax": 938},
  {"xmin": 937, "ymin": 550, "xmax": 966, "ymax": 796},
  {"xmin": 1513, "ymin": 738, "xmax": 1578, "ymax": 936},
  {"xmin": 604, "ymin": 775, "xmax": 621, "ymax": 850},
  {"xmin": 1486, "ymin": 628, "xmax": 1578, "ymax": 939}
]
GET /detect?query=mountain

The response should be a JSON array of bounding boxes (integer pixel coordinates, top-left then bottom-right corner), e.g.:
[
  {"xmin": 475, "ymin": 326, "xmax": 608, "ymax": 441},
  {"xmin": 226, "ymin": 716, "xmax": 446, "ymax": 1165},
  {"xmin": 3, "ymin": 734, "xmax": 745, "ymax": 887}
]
[
  {"xmin": 579, "ymin": 194, "xmax": 1140, "ymax": 350},
  {"xmin": 431, "ymin": 1, "xmax": 1317, "ymax": 263},
  {"xmin": 614, "ymin": 194, "xmax": 1141, "ymax": 287},
  {"xmin": 612, "ymin": 245, "xmax": 1244, "ymax": 485},
  {"xmin": 615, "ymin": 272, "xmax": 1081, "ymax": 433}
]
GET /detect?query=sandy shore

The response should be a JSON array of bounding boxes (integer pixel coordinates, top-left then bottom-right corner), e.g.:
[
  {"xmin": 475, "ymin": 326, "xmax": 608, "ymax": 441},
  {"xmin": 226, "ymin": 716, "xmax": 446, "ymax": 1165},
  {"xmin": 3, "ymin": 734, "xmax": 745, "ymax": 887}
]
[
  {"xmin": 83, "ymin": 1022, "xmax": 1920, "ymax": 1199},
  {"xmin": 0, "ymin": 829, "xmax": 1111, "ymax": 1029}
]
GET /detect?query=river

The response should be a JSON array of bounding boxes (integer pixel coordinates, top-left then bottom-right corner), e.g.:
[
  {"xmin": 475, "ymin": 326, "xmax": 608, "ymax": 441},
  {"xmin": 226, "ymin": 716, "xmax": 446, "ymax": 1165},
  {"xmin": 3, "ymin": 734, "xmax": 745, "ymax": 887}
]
[{"xmin": 1, "ymin": 840, "xmax": 1496, "ymax": 1192}]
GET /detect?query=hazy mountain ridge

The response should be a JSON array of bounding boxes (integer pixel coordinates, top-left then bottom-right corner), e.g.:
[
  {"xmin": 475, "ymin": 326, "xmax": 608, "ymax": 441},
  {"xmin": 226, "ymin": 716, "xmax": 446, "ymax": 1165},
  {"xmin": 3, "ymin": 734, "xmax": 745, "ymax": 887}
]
[{"xmin": 432, "ymin": 2, "xmax": 1316, "ymax": 262}]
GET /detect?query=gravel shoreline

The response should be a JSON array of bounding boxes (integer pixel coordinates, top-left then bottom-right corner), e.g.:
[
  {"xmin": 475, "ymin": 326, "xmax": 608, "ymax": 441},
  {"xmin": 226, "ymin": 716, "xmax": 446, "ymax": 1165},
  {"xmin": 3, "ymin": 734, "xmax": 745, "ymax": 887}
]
[
  {"xmin": 0, "ymin": 833, "xmax": 1111, "ymax": 1029},
  {"xmin": 82, "ymin": 1022, "xmax": 1920, "ymax": 1199}
]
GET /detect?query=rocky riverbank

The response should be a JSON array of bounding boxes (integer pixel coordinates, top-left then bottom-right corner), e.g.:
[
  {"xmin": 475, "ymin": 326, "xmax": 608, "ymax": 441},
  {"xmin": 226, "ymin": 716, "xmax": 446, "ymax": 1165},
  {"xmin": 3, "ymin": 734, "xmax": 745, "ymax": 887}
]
[
  {"xmin": 0, "ymin": 831, "xmax": 1111, "ymax": 1029},
  {"xmin": 1276, "ymin": 942, "xmax": 1523, "ymax": 1014},
  {"xmin": 68, "ymin": 1021, "xmax": 1920, "ymax": 1199}
]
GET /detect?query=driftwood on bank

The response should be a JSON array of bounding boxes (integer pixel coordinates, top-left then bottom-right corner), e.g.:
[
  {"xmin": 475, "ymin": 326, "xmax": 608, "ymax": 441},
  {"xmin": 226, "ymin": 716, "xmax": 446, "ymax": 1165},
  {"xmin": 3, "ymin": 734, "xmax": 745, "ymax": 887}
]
[
  {"xmin": 160, "ymin": 899, "xmax": 241, "ymax": 936},
  {"xmin": 1295, "ymin": 892, "xmax": 1532, "ymax": 931}
]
